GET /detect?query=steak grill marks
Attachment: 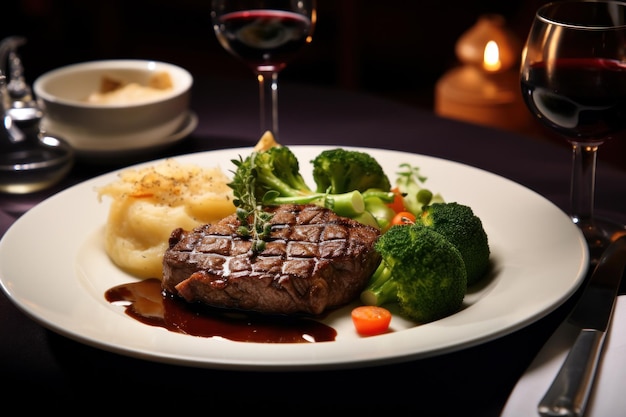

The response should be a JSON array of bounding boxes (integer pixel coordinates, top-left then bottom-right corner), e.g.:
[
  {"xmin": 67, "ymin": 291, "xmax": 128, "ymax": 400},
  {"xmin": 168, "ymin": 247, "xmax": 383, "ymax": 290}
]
[{"xmin": 162, "ymin": 204, "xmax": 381, "ymax": 316}]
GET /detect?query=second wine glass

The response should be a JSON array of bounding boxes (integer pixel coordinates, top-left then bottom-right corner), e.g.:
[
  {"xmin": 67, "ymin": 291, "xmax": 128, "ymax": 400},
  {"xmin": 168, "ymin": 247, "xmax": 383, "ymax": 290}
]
[
  {"xmin": 211, "ymin": 0, "xmax": 316, "ymax": 141},
  {"xmin": 520, "ymin": 0, "xmax": 626, "ymax": 263}
]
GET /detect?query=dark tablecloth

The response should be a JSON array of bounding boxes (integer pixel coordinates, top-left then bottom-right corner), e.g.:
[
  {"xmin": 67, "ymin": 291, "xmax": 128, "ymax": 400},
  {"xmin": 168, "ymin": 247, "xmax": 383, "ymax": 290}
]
[{"xmin": 2, "ymin": 77, "xmax": 625, "ymax": 414}]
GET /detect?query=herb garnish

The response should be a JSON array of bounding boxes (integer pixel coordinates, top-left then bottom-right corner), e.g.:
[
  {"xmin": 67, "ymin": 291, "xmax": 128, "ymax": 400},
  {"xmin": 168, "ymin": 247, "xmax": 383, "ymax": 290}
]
[{"xmin": 229, "ymin": 152, "xmax": 273, "ymax": 252}]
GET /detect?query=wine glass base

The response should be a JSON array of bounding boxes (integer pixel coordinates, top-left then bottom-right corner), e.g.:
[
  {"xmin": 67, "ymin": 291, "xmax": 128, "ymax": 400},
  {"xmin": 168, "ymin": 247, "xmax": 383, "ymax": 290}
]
[{"xmin": 576, "ymin": 216, "xmax": 626, "ymax": 267}]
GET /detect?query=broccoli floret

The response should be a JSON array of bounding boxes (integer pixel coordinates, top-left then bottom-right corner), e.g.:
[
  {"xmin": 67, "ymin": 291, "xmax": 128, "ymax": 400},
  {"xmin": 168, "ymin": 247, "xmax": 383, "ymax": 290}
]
[
  {"xmin": 361, "ymin": 224, "xmax": 467, "ymax": 323},
  {"xmin": 248, "ymin": 146, "xmax": 312, "ymax": 198},
  {"xmin": 417, "ymin": 202, "xmax": 490, "ymax": 285},
  {"xmin": 311, "ymin": 148, "xmax": 392, "ymax": 194},
  {"xmin": 230, "ymin": 146, "xmax": 377, "ymax": 220}
]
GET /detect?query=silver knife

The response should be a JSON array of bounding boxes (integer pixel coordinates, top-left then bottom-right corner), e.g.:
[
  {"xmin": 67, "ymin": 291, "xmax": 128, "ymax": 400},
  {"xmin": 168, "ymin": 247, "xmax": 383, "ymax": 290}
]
[{"xmin": 538, "ymin": 234, "xmax": 626, "ymax": 417}]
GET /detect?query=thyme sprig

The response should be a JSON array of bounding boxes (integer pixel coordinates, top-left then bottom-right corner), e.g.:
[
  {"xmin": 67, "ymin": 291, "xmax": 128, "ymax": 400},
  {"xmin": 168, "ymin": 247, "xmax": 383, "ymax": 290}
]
[{"xmin": 228, "ymin": 152, "xmax": 273, "ymax": 252}]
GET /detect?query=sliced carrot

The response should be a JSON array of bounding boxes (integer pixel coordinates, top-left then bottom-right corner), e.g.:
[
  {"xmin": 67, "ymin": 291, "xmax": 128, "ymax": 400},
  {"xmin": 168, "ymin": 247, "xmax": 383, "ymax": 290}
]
[
  {"xmin": 391, "ymin": 211, "xmax": 416, "ymax": 226},
  {"xmin": 386, "ymin": 187, "xmax": 406, "ymax": 213},
  {"xmin": 351, "ymin": 305, "xmax": 392, "ymax": 336}
]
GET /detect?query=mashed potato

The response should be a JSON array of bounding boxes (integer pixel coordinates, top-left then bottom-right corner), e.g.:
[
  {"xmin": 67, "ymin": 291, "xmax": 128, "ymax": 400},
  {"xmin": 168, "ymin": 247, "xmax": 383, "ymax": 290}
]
[{"xmin": 97, "ymin": 159, "xmax": 235, "ymax": 279}]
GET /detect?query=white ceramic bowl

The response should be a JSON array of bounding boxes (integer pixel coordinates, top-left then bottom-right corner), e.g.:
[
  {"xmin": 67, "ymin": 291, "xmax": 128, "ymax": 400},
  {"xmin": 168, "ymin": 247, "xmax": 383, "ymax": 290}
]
[{"xmin": 33, "ymin": 60, "xmax": 193, "ymax": 154}]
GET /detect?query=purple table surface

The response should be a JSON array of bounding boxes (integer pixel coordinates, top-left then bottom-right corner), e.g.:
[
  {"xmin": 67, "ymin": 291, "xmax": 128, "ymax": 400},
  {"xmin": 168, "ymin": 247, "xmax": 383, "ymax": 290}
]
[{"xmin": 1, "ymin": 76, "xmax": 625, "ymax": 414}]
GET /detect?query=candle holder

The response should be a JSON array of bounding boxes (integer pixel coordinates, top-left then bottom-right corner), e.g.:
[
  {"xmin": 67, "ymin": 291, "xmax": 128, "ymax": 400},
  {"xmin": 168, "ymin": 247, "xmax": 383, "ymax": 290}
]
[{"xmin": 435, "ymin": 15, "xmax": 531, "ymax": 132}]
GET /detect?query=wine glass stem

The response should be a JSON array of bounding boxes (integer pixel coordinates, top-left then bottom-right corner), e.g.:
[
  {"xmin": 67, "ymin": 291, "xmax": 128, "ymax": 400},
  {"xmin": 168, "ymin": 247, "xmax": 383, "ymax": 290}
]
[
  {"xmin": 569, "ymin": 141, "xmax": 598, "ymax": 228},
  {"xmin": 569, "ymin": 141, "xmax": 612, "ymax": 262},
  {"xmin": 257, "ymin": 71, "xmax": 279, "ymax": 139}
]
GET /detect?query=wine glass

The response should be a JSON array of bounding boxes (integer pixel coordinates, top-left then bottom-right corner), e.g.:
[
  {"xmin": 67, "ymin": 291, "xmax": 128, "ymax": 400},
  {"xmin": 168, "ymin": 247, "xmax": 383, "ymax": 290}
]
[
  {"xmin": 520, "ymin": 0, "xmax": 626, "ymax": 263},
  {"xmin": 211, "ymin": 0, "xmax": 316, "ymax": 141}
]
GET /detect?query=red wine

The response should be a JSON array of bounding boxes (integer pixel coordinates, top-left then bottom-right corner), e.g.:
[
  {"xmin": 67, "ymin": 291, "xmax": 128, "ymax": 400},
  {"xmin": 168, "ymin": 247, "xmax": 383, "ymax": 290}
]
[
  {"xmin": 521, "ymin": 58, "xmax": 626, "ymax": 141},
  {"xmin": 215, "ymin": 10, "xmax": 312, "ymax": 72}
]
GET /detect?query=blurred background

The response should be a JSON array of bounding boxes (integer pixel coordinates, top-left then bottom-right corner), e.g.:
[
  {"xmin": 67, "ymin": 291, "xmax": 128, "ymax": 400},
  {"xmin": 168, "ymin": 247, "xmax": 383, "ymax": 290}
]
[{"xmin": 3, "ymin": 0, "xmax": 625, "ymax": 170}]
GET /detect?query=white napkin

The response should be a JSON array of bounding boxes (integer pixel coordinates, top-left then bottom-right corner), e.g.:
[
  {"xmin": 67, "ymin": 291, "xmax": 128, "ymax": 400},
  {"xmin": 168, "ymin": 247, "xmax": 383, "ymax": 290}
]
[{"xmin": 501, "ymin": 295, "xmax": 626, "ymax": 417}]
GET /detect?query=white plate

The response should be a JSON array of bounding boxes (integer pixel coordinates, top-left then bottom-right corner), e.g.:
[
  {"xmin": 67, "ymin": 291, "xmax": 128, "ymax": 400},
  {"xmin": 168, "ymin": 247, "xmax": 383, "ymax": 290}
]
[{"xmin": 0, "ymin": 146, "xmax": 588, "ymax": 370}]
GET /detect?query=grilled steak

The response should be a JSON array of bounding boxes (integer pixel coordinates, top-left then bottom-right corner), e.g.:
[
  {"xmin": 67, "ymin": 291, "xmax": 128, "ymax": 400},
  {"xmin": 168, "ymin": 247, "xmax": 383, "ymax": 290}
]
[{"xmin": 162, "ymin": 204, "xmax": 381, "ymax": 316}]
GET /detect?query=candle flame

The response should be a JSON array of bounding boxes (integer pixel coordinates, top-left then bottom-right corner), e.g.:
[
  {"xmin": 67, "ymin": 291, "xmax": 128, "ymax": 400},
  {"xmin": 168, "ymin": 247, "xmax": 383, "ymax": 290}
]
[{"xmin": 483, "ymin": 40, "xmax": 501, "ymax": 72}]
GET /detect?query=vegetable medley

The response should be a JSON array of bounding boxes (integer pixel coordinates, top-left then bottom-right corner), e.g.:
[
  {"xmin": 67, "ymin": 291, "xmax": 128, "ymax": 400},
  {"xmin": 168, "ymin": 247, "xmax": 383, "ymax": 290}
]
[{"xmin": 228, "ymin": 134, "xmax": 490, "ymax": 335}]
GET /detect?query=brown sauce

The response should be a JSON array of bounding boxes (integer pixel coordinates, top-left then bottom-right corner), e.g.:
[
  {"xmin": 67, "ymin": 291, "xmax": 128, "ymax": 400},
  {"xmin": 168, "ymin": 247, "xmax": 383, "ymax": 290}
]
[{"xmin": 104, "ymin": 278, "xmax": 337, "ymax": 343}]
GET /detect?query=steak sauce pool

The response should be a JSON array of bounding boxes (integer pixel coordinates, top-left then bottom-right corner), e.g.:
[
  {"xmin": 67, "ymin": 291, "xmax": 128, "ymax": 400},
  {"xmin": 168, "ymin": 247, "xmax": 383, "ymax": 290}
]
[{"xmin": 105, "ymin": 279, "xmax": 337, "ymax": 343}]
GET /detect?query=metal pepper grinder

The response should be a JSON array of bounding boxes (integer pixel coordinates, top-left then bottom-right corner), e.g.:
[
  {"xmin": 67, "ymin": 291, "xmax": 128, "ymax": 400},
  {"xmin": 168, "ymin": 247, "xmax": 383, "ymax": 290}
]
[{"xmin": 0, "ymin": 36, "xmax": 73, "ymax": 194}]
